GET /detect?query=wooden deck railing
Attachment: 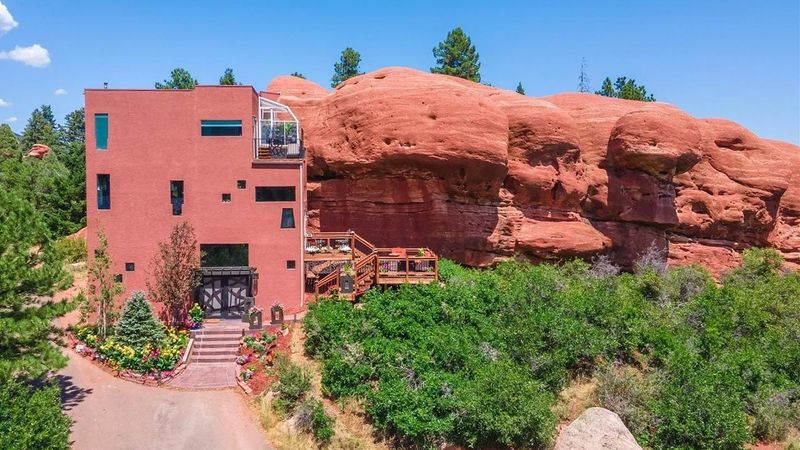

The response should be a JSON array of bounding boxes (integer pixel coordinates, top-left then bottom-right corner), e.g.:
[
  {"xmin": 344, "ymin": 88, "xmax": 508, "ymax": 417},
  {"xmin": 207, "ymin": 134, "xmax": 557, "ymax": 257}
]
[{"xmin": 307, "ymin": 232, "xmax": 438, "ymax": 298}]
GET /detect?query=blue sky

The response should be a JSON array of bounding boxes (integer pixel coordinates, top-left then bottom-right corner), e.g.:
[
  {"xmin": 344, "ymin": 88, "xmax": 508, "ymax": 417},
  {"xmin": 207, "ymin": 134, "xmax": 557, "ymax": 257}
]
[{"xmin": 1, "ymin": 0, "xmax": 798, "ymax": 143}]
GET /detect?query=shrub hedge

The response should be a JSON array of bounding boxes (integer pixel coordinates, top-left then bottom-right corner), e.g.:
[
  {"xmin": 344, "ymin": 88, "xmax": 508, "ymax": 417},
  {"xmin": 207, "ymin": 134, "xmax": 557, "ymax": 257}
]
[{"xmin": 304, "ymin": 249, "xmax": 800, "ymax": 449}]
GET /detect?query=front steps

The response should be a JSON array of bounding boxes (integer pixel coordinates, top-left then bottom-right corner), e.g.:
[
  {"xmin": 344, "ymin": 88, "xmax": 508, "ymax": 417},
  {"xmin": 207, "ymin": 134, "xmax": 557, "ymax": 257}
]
[{"xmin": 190, "ymin": 327, "xmax": 243, "ymax": 364}]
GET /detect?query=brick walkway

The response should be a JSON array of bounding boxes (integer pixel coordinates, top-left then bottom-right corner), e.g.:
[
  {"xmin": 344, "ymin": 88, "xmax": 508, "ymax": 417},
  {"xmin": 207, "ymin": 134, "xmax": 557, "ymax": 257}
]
[{"xmin": 169, "ymin": 363, "xmax": 238, "ymax": 390}]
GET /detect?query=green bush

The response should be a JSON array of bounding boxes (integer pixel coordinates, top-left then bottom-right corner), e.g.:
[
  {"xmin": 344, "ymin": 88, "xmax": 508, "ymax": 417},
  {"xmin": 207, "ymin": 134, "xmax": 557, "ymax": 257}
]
[
  {"xmin": 115, "ymin": 291, "xmax": 165, "ymax": 348},
  {"xmin": 272, "ymin": 355, "xmax": 311, "ymax": 415},
  {"xmin": 0, "ymin": 379, "xmax": 71, "ymax": 450},
  {"xmin": 305, "ymin": 253, "xmax": 800, "ymax": 449},
  {"xmin": 54, "ymin": 235, "xmax": 87, "ymax": 263},
  {"xmin": 296, "ymin": 397, "xmax": 335, "ymax": 444}
]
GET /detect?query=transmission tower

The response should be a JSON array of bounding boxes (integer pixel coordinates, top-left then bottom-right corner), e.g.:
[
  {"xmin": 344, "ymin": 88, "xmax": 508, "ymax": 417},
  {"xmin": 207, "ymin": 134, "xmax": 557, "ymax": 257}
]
[{"xmin": 577, "ymin": 57, "xmax": 591, "ymax": 93}]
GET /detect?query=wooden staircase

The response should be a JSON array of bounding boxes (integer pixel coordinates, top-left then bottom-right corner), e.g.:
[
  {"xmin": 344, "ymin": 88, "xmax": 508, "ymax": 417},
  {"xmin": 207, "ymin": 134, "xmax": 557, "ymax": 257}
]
[{"xmin": 307, "ymin": 231, "xmax": 438, "ymax": 299}]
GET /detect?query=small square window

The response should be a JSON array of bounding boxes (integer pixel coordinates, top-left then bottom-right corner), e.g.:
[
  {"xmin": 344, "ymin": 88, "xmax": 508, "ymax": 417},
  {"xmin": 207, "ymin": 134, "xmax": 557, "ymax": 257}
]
[
  {"xmin": 125, "ymin": 262, "xmax": 135, "ymax": 272},
  {"xmin": 114, "ymin": 274, "xmax": 123, "ymax": 283},
  {"xmin": 286, "ymin": 260, "xmax": 296, "ymax": 269},
  {"xmin": 222, "ymin": 193, "xmax": 231, "ymax": 203},
  {"xmin": 237, "ymin": 180, "xmax": 246, "ymax": 189}
]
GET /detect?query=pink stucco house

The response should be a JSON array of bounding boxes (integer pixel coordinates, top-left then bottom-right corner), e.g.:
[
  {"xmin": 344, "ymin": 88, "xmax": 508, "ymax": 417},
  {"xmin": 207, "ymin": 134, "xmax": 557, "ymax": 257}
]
[{"xmin": 85, "ymin": 85, "xmax": 307, "ymax": 315}]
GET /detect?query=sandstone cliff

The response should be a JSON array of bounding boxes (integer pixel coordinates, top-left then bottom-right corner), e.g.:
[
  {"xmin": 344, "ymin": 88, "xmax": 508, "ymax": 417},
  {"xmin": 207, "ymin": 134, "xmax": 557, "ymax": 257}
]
[{"xmin": 267, "ymin": 67, "xmax": 800, "ymax": 274}]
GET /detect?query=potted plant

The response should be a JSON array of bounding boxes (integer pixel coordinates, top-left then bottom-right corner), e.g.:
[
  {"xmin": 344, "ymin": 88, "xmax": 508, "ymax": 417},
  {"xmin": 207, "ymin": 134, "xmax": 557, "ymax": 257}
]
[
  {"xmin": 270, "ymin": 304, "xmax": 284, "ymax": 324},
  {"xmin": 417, "ymin": 247, "xmax": 425, "ymax": 257},
  {"xmin": 248, "ymin": 306, "xmax": 263, "ymax": 329},
  {"xmin": 188, "ymin": 304, "xmax": 204, "ymax": 329}
]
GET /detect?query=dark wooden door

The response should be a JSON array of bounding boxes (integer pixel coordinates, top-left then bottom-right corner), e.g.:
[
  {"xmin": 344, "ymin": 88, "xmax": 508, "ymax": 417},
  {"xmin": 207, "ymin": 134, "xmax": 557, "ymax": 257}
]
[{"xmin": 200, "ymin": 275, "xmax": 250, "ymax": 316}]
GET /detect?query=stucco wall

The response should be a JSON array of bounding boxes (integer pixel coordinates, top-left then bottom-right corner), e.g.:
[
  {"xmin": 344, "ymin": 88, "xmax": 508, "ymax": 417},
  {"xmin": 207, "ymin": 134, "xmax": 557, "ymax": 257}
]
[{"xmin": 85, "ymin": 86, "xmax": 306, "ymax": 314}]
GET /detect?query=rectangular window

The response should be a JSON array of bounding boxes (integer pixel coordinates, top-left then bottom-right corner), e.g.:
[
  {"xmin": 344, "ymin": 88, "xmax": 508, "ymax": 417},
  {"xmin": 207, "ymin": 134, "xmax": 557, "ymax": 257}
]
[
  {"xmin": 281, "ymin": 208, "xmax": 295, "ymax": 229},
  {"xmin": 170, "ymin": 180, "xmax": 184, "ymax": 216},
  {"xmin": 255, "ymin": 186, "xmax": 296, "ymax": 202},
  {"xmin": 125, "ymin": 262, "xmax": 135, "ymax": 272},
  {"xmin": 95, "ymin": 113, "xmax": 108, "ymax": 149},
  {"xmin": 237, "ymin": 180, "xmax": 246, "ymax": 189},
  {"xmin": 200, "ymin": 244, "xmax": 249, "ymax": 267},
  {"xmin": 222, "ymin": 193, "xmax": 231, "ymax": 203},
  {"xmin": 200, "ymin": 120, "xmax": 242, "ymax": 136},
  {"xmin": 286, "ymin": 260, "xmax": 296, "ymax": 269},
  {"xmin": 97, "ymin": 174, "xmax": 110, "ymax": 209}
]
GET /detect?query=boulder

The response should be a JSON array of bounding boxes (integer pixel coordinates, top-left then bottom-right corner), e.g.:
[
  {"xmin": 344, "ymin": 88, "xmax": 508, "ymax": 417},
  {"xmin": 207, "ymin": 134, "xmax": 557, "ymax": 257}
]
[
  {"xmin": 26, "ymin": 144, "xmax": 50, "ymax": 159},
  {"xmin": 554, "ymin": 407, "xmax": 642, "ymax": 450},
  {"xmin": 267, "ymin": 67, "xmax": 800, "ymax": 271}
]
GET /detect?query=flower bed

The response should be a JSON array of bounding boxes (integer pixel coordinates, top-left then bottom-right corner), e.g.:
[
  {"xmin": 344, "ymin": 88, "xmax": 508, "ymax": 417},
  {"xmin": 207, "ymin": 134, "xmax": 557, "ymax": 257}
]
[
  {"xmin": 236, "ymin": 325, "xmax": 292, "ymax": 395},
  {"xmin": 71, "ymin": 326, "xmax": 189, "ymax": 384}
]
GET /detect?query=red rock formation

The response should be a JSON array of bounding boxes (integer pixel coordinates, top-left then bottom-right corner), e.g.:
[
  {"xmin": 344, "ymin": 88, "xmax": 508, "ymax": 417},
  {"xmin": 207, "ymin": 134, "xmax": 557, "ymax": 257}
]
[
  {"xmin": 26, "ymin": 144, "xmax": 50, "ymax": 159},
  {"xmin": 267, "ymin": 67, "xmax": 800, "ymax": 273}
]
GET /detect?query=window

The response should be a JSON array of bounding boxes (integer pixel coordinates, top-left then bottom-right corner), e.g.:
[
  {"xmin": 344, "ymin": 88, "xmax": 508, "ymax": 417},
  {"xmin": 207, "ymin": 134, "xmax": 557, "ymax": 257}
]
[
  {"xmin": 170, "ymin": 180, "xmax": 184, "ymax": 215},
  {"xmin": 237, "ymin": 180, "xmax": 246, "ymax": 189},
  {"xmin": 222, "ymin": 193, "xmax": 231, "ymax": 203},
  {"xmin": 286, "ymin": 260, "xmax": 296, "ymax": 269},
  {"xmin": 95, "ymin": 113, "xmax": 108, "ymax": 149},
  {"xmin": 255, "ymin": 186, "xmax": 296, "ymax": 202},
  {"xmin": 125, "ymin": 262, "xmax": 135, "ymax": 272},
  {"xmin": 114, "ymin": 274, "xmax": 123, "ymax": 283},
  {"xmin": 97, "ymin": 174, "xmax": 110, "ymax": 209},
  {"xmin": 200, "ymin": 244, "xmax": 249, "ymax": 267},
  {"xmin": 200, "ymin": 120, "xmax": 242, "ymax": 136},
  {"xmin": 281, "ymin": 208, "xmax": 295, "ymax": 229}
]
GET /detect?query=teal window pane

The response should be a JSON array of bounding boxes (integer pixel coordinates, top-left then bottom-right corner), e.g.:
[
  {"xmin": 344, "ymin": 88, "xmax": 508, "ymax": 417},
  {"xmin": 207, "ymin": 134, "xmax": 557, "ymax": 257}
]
[
  {"xmin": 201, "ymin": 120, "xmax": 242, "ymax": 136},
  {"xmin": 95, "ymin": 113, "xmax": 108, "ymax": 149}
]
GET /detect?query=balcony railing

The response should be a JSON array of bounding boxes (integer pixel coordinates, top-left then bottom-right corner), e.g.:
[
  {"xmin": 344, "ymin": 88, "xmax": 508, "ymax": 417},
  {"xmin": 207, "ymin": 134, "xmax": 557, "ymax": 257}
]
[
  {"xmin": 256, "ymin": 97, "xmax": 302, "ymax": 160},
  {"xmin": 253, "ymin": 138, "xmax": 303, "ymax": 160}
]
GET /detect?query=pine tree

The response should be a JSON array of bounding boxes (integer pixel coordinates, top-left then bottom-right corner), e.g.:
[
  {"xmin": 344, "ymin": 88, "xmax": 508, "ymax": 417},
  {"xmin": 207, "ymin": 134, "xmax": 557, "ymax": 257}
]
[
  {"xmin": 155, "ymin": 68, "xmax": 198, "ymax": 90},
  {"xmin": 0, "ymin": 123, "xmax": 19, "ymax": 158},
  {"xmin": 86, "ymin": 231, "xmax": 123, "ymax": 338},
  {"xmin": 115, "ymin": 291, "xmax": 165, "ymax": 348},
  {"xmin": 431, "ymin": 27, "xmax": 481, "ymax": 82},
  {"xmin": 331, "ymin": 47, "xmax": 363, "ymax": 87},
  {"xmin": 516, "ymin": 82, "xmax": 525, "ymax": 95},
  {"xmin": 577, "ymin": 57, "xmax": 591, "ymax": 92},
  {"xmin": 0, "ymin": 189, "xmax": 73, "ymax": 380},
  {"xmin": 147, "ymin": 222, "xmax": 200, "ymax": 326},
  {"xmin": 597, "ymin": 77, "xmax": 615, "ymax": 97},
  {"xmin": 595, "ymin": 76, "xmax": 656, "ymax": 102},
  {"xmin": 59, "ymin": 107, "xmax": 85, "ymax": 144},
  {"xmin": 20, "ymin": 105, "xmax": 58, "ymax": 151},
  {"xmin": 219, "ymin": 68, "xmax": 240, "ymax": 85}
]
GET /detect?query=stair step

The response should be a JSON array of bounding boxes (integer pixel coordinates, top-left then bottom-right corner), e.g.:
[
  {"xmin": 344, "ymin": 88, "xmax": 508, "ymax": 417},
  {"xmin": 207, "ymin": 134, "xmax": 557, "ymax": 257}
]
[
  {"xmin": 193, "ymin": 335, "xmax": 241, "ymax": 342},
  {"xmin": 193, "ymin": 356, "xmax": 237, "ymax": 363},
  {"xmin": 192, "ymin": 328, "xmax": 245, "ymax": 336},
  {"xmin": 193, "ymin": 342, "xmax": 239, "ymax": 349},
  {"xmin": 193, "ymin": 349, "xmax": 237, "ymax": 356}
]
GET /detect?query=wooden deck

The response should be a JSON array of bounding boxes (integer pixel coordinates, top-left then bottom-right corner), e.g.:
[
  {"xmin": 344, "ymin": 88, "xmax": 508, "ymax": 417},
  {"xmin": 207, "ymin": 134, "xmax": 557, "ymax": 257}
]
[{"xmin": 305, "ymin": 231, "xmax": 438, "ymax": 298}]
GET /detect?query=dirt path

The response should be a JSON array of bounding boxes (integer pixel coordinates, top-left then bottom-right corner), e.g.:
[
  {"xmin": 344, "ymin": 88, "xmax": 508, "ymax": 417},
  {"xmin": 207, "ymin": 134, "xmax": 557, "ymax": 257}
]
[{"xmin": 60, "ymin": 351, "xmax": 271, "ymax": 450}]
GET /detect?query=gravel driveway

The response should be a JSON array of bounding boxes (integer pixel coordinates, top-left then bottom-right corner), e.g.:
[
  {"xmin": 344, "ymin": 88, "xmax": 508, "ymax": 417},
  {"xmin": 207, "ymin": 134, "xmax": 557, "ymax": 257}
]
[{"xmin": 60, "ymin": 351, "xmax": 271, "ymax": 450}]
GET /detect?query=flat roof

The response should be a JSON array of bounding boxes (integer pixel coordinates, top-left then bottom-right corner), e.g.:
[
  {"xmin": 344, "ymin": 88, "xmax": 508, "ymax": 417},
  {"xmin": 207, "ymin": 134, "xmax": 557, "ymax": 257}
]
[{"xmin": 84, "ymin": 85, "xmax": 261, "ymax": 94}]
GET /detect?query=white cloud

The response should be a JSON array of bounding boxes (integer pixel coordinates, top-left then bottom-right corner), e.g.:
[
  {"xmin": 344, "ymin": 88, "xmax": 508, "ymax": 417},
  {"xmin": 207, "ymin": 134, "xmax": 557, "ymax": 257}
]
[
  {"xmin": 0, "ymin": 2, "xmax": 18, "ymax": 35},
  {"xmin": 4, "ymin": 116, "xmax": 17, "ymax": 123},
  {"xmin": 53, "ymin": 88, "xmax": 67, "ymax": 96},
  {"xmin": 0, "ymin": 44, "xmax": 51, "ymax": 68},
  {"xmin": 0, "ymin": 98, "xmax": 10, "ymax": 107}
]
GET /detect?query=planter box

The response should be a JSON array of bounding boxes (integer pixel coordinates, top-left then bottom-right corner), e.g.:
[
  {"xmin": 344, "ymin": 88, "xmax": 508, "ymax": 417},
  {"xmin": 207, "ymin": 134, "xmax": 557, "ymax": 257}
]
[{"xmin": 249, "ymin": 310, "xmax": 263, "ymax": 329}]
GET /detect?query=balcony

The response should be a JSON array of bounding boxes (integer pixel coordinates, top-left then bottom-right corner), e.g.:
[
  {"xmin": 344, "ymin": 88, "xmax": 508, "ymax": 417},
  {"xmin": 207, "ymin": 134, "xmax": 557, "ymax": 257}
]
[
  {"xmin": 304, "ymin": 231, "xmax": 438, "ymax": 298},
  {"xmin": 254, "ymin": 97, "xmax": 302, "ymax": 161}
]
